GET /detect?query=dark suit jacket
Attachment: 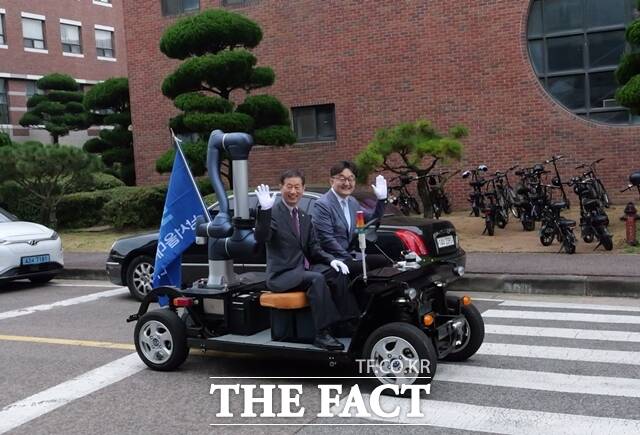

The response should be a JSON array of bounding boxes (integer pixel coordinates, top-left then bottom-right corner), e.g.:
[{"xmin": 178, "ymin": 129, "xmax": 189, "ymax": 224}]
[
  {"xmin": 254, "ymin": 200, "xmax": 334, "ymax": 291},
  {"xmin": 312, "ymin": 190, "xmax": 385, "ymax": 260}
]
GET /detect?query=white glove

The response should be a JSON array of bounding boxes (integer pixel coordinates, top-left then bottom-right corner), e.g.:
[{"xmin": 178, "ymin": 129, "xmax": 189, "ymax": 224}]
[
  {"xmin": 330, "ymin": 259, "xmax": 350, "ymax": 275},
  {"xmin": 371, "ymin": 174, "xmax": 388, "ymax": 200},
  {"xmin": 255, "ymin": 184, "xmax": 275, "ymax": 210}
]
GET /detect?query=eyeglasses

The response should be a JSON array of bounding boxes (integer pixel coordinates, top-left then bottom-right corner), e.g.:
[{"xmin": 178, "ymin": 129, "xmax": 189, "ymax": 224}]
[{"xmin": 332, "ymin": 176, "xmax": 356, "ymax": 184}]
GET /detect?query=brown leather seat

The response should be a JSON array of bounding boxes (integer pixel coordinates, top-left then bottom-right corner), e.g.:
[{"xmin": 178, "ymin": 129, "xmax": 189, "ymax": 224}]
[{"xmin": 260, "ymin": 291, "xmax": 309, "ymax": 309}]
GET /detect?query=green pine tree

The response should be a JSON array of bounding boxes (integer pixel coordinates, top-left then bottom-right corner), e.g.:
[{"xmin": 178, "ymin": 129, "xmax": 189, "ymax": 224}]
[{"xmin": 19, "ymin": 73, "xmax": 89, "ymax": 144}]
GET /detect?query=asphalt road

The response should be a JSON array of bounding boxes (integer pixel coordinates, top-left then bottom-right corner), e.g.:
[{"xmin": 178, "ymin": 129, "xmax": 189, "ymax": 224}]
[{"xmin": 1, "ymin": 279, "xmax": 640, "ymax": 434}]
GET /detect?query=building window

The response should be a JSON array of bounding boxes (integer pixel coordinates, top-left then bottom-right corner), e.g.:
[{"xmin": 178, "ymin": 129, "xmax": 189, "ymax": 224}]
[
  {"xmin": 292, "ymin": 104, "xmax": 336, "ymax": 142},
  {"xmin": 527, "ymin": 0, "xmax": 637, "ymax": 124},
  {"xmin": 94, "ymin": 0, "xmax": 112, "ymax": 4},
  {"xmin": 22, "ymin": 17, "xmax": 46, "ymax": 49},
  {"xmin": 0, "ymin": 79, "xmax": 8, "ymax": 124},
  {"xmin": 222, "ymin": 0, "xmax": 248, "ymax": 6},
  {"xmin": 161, "ymin": 0, "xmax": 200, "ymax": 16},
  {"xmin": 25, "ymin": 81, "xmax": 44, "ymax": 98},
  {"xmin": 95, "ymin": 28, "xmax": 114, "ymax": 58},
  {"xmin": 61, "ymin": 23, "xmax": 82, "ymax": 54},
  {"xmin": 0, "ymin": 13, "xmax": 6, "ymax": 45}
]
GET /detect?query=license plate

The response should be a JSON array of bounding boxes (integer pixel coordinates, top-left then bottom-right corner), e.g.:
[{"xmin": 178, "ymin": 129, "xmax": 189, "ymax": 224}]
[
  {"xmin": 21, "ymin": 254, "xmax": 50, "ymax": 266},
  {"xmin": 437, "ymin": 235, "xmax": 455, "ymax": 248}
]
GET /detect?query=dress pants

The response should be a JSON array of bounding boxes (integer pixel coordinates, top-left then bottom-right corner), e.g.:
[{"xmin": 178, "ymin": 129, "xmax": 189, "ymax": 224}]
[{"xmin": 280, "ymin": 266, "xmax": 360, "ymax": 331}]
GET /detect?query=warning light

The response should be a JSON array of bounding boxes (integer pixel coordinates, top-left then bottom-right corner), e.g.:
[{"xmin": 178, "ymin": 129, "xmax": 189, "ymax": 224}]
[{"xmin": 356, "ymin": 210, "xmax": 365, "ymax": 229}]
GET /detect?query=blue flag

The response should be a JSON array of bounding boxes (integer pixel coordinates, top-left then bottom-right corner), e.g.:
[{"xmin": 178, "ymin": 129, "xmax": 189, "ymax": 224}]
[{"xmin": 152, "ymin": 139, "xmax": 209, "ymax": 289}]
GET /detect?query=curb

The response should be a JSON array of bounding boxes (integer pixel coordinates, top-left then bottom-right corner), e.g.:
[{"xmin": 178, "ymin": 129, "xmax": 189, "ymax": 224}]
[
  {"xmin": 59, "ymin": 268, "xmax": 108, "ymax": 281},
  {"xmin": 59, "ymin": 268, "xmax": 640, "ymax": 299},
  {"xmin": 449, "ymin": 273, "xmax": 640, "ymax": 298}
]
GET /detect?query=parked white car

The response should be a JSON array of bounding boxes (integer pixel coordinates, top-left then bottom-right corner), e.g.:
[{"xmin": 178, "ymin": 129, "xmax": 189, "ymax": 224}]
[{"xmin": 0, "ymin": 207, "xmax": 64, "ymax": 284}]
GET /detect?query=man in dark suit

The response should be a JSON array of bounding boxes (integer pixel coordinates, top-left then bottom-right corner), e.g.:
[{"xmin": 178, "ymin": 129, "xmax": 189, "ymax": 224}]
[
  {"xmin": 312, "ymin": 161, "xmax": 389, "ymax": 277},
  {"xmin": 254, "ymin": 169, "xmax": 359, "ymax": 351}
]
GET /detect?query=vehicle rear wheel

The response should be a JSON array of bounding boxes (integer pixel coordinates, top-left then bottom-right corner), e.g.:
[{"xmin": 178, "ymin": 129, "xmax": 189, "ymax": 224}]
[
  {"xmin": 134, "ymin": 309, "xmax": 188, "ymax": 371},
  {"xmin": 485, "ymin": 217, "xmax": 495, "ymax": 236},
  {"xmin": 563, "ymin": 232, "xmax": 576, "ymax": 254},
  {"xmin": 443, "ymin": 299, "xmax": 485, "ymax": 362},
  {"xmin": 540, "ymin": 226, "xmax": 554, "ymax": 246},
  {"xmin": 29, "ymin": 274, "xmax": 55, "ymax": 284},
  {"xmin": 522, "ymin": 218, "xmax": 535, "ymax": 232},
  {"xmin": 600, "ymin": 233, "xmax": 613, "ymax": 251},
  {"xmin": 126, "ymin": 255, "xmax": 154, "ymax": 301},
  {"xmin": 409, "ymin": 197, "xmax": 421, "ymax": 215},
  {"xmin": 362, "ymin": 322, "xmax": 437, "ymax": 387}
]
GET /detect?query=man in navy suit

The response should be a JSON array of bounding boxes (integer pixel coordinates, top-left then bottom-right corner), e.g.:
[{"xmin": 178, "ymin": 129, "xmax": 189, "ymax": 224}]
[
  {"xmin": 254, "ymin": 169, "xmax": 359, "ymax": 351},
  {"xmin": 312, "ymin": 161, "xmax": 390, "ymax": 277}
]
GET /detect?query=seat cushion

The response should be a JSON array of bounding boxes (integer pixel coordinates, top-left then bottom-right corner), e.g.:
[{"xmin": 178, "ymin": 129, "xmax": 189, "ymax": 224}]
[{"xmin": 260, "ymin": 291, "xmax": 309, "ymax": 309}]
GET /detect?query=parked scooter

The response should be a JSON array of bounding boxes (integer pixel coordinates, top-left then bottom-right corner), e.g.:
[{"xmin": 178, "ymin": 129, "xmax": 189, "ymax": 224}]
[{"xmin": 570, "ymin": 175, "xmax": 613, "ymax": 250}]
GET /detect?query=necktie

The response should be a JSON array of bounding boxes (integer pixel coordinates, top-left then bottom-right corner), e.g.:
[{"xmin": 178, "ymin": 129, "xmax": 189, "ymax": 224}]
[
  {"xmin": 341, "ymin": 199, "xmax": 351, "ymax": 232},
  {"xmin": 291, "ymin": 208, "xmax": 309, "ymax": 269}
]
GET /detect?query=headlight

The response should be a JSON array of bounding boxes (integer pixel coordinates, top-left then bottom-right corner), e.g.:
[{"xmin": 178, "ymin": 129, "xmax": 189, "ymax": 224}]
[
  {"xmin": 454, "ymin": 266, "xmax": 465, "ymax": 277},
  {"xmin": 404, "ymin": 287, "xmax": 417, "ymax": 300},
  {"xmin": 50, "ymin": 231, "xmax": 59, "ymax": 240}
]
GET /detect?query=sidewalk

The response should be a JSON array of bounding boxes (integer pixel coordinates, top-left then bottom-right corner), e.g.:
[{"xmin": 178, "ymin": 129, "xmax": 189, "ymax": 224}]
[{"xmin": 60, "ymin": 251, "xmax": 640, "ymax": 298}]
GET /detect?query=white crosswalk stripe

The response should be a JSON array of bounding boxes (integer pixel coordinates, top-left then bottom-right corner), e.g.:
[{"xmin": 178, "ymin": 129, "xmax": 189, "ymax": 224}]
[
  {"xmin": 482, "ymin": 308, "xmax": 640, "ymax": 324},
  {"xmin": 332, "ymin": 396, "xmax": 640, "ymax": 434},
  {"xmin": 436, "ymin": 364, "xmax": 640, "ymax": 397},
  {"xmin": 485, "ymin": 323, "xmax": 640, "ymax": 342},
  {"xmin": 350, "ymin": 296, "xmax": 640, "ymax": 431}
]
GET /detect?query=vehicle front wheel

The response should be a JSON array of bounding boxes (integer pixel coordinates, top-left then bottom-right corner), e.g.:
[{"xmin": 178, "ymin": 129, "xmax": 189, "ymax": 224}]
[
  {"xmin": 126, "ymin": 255, "xmax": 154, "ymax": 301},
  {"xmin": 134, "ymin": 309, "xmax": 188, "ymax": 371},
  {"xmin": 443, "ymin": 300, "xmax": 485, "ymax": 362},
  {"xmin": 362, "ymin": 322, "xmax": 437, "ymax": 387}
]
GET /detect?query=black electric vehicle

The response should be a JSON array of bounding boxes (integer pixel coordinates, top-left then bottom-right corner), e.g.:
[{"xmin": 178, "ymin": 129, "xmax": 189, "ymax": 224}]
[{"xmin": 128, "ymin": 130, "xmax": 484, "ymax": 387}]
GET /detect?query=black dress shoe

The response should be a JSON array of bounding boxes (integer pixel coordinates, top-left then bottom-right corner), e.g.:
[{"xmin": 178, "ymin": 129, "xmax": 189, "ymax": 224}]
[{"xmin": 314, "ymin": 329, "xmax": 345, "ymax": 351}]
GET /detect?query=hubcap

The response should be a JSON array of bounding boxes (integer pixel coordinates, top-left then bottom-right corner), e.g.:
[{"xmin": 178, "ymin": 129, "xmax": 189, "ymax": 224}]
[
  {"xmin": 450, "ymin": 318, "xmax": 471, "ymax": 353},
  {"xmin": 370, "ymin": 336, "xmax": 423, "ymax": 385},
  {"xmin": 138, "ymin": 320, "xmax": 173, "ymax": 364},
  {"xmin": 132, "ymin": 261, "xmax": 154, "ymax": 296}
]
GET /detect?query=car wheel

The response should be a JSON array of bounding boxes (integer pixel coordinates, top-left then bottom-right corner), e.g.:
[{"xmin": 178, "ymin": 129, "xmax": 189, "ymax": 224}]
[
  {"xmin": 29, "ymin": 274, "xmax": 55, "ymax": 284},
  {"xmin": 362, "ymin": 322, "xmax": 437, "ymax": 387},
  {"xmin": 134, "ymin": 309, "xmax": 188, "ymax": 371},
  {"xmin": 443, "ymin": 299, "xmax": 485, "ymax": 362},
  {"xmin": 127, "ymin": 255, "xmax": 154, "ymax": 301}
]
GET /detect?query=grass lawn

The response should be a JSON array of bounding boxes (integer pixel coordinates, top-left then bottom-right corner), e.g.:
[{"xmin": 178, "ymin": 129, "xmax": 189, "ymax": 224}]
[{"xmin": 59, "ymin": 227, "xmax": 155, "ymax": 252}]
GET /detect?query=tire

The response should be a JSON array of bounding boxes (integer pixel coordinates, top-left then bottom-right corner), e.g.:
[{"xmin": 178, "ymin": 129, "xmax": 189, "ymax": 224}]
[
  {"xmin": 442, "ymin": 197, "xmax": 452, "ymax": 214},
  {"xmin": 600, "ymin": 233, "xmax": 613, "ymax": 251},
  {"xmin": 485, "ymin": 217, "xmax": 495, "ymax": 236},
  {"xmin": 443, "ymin": 301, "xmax": 485, "ymax": 362},
  {"xmin": 362, "ymin": 322, "xmax": 437, "ymax": 386},
  {"xmin": 126, "ymin": 255, "xmax": 154, "ymax": 301},
  {"xmin": 496, "ymin": 211, "xmax": 508, "ymax": 229},
  {"xmin": 540, "ymin": 226, "xmax": 554, "ymax": 246},
  {"xmin": 522, "ymin": 218, "xmax": 535, "ymax": 232},
  {"xmin": 472, "ymin": 206, "xmax": 480, "ymax": 217},
  {"xmin": 29, "ymin": 274, "xmax": 56, "ymax": 284},
  {"xmin": 563, "ymin": 232, "xmax": 576, "ymax": 254},
  {"xmin": 399, "ymin": 200, "xmax": 412, "ymax": 216},
  {"xmin": 409, "ymin": 197, "xmax": 421, "ymax": 215},
  {"xmin": 596, "ymin": 180, "xmax": 610, "ymax": 208},
  {"xmin": 134, "ymin": 309, "xmax": 188, "ymax": 371}
]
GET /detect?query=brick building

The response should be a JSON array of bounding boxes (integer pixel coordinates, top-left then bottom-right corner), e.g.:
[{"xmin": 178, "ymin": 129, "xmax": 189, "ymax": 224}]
[
  {"xmin": 124, "ymin": 0, "xmax": 640, "ymax": 206},
  {"xmin": 0, "ymin": 0, "xmax": 126, "ymax": 145}
]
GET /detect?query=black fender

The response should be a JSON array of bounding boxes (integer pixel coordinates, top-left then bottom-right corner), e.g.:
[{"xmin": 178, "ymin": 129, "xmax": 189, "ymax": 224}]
[{"xmin": 126, "ymin": 286, "xmax": 183, "ymax": 322}]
